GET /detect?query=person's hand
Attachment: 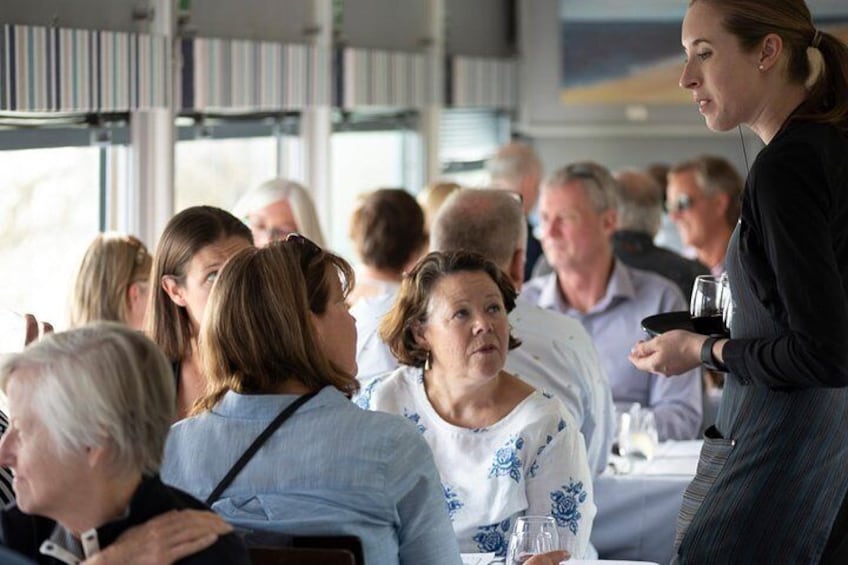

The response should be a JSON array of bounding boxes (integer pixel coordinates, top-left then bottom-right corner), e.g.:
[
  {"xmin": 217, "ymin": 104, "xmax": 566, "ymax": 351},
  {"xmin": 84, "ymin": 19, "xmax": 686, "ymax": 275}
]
[
  {"xmin": 23, "ymin": 314, "xmax": 52, "ymax": 346},
  {"xmin": 82, "ymin": 510, "xmax": 233, "ymax": 565},
  {"xmin": 629, "ymin": 329, "xmax": 704, "ymax": 377},
  {"xmin": 524, "ymin": 550, "xmax": 571, "ymax": 564}
]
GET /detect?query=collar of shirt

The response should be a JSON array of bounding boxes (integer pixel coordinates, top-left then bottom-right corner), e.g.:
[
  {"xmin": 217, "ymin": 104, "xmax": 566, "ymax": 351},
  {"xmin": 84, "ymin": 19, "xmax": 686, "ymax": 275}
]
[
  {"xmin": 213, "ymin": 385, "xmax": 339, "ymax": 419},
  {"xmin": 537, "ymin": 259, "xmax": 637, "ymax": 318}
]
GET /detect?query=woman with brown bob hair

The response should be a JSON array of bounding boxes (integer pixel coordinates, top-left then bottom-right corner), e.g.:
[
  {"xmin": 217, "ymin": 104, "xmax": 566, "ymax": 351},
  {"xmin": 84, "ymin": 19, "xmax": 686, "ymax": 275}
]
[
  {"xmin": 161, "ymin": 236, "xmax": 462, "ymax": 565},
  {"xmin": 360, "ymin": 251, "xmax": 594, "ymax": 561}
]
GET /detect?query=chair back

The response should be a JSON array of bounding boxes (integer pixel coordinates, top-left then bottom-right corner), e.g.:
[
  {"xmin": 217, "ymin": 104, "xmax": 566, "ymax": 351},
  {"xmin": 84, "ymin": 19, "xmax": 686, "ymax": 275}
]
[
  {"xmin": 246, "ymin": 534, "xmax": 364, "ymax": 565},
  {"xmin": 249, "ymin": 546, "xmax": 355, "ymax": 565}
]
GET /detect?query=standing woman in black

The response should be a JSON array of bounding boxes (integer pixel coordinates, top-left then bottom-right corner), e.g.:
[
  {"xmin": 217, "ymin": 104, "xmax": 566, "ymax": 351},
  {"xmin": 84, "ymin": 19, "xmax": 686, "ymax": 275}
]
[{"xmin": 630, "ymin": 0, "xmax": 848, "ymax": 562}]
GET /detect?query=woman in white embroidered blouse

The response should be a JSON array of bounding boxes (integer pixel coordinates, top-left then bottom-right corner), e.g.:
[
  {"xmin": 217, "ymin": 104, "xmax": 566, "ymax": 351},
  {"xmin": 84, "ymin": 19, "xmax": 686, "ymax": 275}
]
[{"xmin": 358, "ymin": 250, "xmax": 595, "ymax": 560}]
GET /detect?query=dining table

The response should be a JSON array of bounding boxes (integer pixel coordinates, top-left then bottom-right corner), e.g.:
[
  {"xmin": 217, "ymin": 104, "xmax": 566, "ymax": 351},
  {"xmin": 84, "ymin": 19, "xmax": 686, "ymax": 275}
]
[{"xmin": 590, "ymin": 440, "xmax": 702, "ymax": 565}]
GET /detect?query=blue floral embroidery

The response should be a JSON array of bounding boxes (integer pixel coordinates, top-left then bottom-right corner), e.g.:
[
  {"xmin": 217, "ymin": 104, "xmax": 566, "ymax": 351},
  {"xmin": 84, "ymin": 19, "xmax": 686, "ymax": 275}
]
[
  {"xmin": 473, "ymin": 518, "xmax": 511, "ymax": 557},
  {"xmin": 542, "ymin": 391, "xmax": 553, "ymax": 399},
  {"xmin": 550, "ymin": 480, "xmax": 589, "ymax": 535},
  {"xmin": 403, "ymin": 409, "xmax": 426, "ymax": 434},
  {"xmin": 527, "ymin": 435, "xmax": 555, "ymax": 478},
  {"xmin": 443, "ymin": 484, "xmax": 463, "ymax": 521},
  {"xmin": 557, "ymin": 419, "xmax": 566, "ymax": 432},
  {"xmin": 489, "ymin": 435, "xmax": 525, "ymax": 483},
  {"xmin": 354, "ymin": 378, "xmax": 380, "ymax": 409}
]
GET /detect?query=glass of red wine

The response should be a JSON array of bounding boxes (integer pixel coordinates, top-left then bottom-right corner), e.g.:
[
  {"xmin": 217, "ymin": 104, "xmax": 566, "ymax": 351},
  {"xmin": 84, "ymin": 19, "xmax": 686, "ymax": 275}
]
[{"xmin": 690, "ymin": 275, "xmax": 727, "ymax": 335}]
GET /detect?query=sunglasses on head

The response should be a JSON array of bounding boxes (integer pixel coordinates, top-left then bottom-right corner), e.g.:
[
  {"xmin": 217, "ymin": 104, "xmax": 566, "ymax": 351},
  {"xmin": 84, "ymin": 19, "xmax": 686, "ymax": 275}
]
[
  {"xmin": 285, "ymin": 232, "xmax": 322, "ymax": 265},
  {"xmin": 666, "ymin": 194, "xmax": 696, "ymax": 214}
]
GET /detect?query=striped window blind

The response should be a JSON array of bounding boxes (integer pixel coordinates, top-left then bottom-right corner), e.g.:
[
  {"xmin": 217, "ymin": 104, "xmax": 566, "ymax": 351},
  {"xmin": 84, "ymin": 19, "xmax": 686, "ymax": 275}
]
[
  {"xmin": 0, "ymin": 24, "xmax": 169, "ymax": 112},
  {"xmin": 182, "ymin": 38, "xmax": 330, "ymax": 111},
  {"xmin": 449, "ymin": 55, "xmax": 517, "ymax": 109},
  {"xmin": 339, "ymin": 47, "xmax": 430, "ymax": 109}
]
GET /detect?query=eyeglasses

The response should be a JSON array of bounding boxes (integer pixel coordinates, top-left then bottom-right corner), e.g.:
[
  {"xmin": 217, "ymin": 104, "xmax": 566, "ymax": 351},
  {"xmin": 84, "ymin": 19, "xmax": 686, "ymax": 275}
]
[{"xmin": 665, "ymin": 194, "xmax": 696, "ymax": 214}]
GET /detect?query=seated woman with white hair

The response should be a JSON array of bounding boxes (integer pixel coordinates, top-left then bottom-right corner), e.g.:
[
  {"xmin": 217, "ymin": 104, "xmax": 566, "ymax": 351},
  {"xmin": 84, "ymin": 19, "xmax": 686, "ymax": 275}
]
[
  {"xmin": 0, "ymin": 322, "xmax": 249, "ymax": 564},
  {"xmin": 232, "ymin": 178, "xmax": 326, "ymax": 247}
]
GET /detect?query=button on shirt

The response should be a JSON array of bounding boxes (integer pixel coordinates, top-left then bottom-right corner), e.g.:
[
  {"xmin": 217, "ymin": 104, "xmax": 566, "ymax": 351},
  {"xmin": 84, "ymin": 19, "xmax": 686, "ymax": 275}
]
[
  {"xmin": 161, "ymin": 386, "xmax": 461, "ymax": 565},
  {"xmin": 521, "ymin": 261, "xmax": 702, "ymax": 441}
]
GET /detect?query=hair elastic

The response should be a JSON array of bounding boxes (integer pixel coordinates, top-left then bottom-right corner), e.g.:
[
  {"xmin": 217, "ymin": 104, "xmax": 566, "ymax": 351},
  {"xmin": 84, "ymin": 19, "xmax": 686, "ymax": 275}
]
[{"xmin": 811, "ymin": 29, "xmax": 822, "ymax": 49}]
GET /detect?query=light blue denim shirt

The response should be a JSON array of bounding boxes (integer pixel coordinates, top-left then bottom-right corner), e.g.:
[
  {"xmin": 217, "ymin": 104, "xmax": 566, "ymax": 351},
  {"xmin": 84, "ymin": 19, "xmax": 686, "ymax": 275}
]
[
  {"xmin": 522, "ymin": 260, "xmax": 703, "ymax": 441},
  {"xmin": 161, "ymin": 386, "xmax": 461, "ymax": 565}
]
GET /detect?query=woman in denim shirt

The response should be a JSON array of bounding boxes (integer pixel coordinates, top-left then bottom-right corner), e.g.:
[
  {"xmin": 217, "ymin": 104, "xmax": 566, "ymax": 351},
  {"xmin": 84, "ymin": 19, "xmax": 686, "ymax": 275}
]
[{"xmin": 161, "ymin": 236, "xmax": 461, "ymax": 565}]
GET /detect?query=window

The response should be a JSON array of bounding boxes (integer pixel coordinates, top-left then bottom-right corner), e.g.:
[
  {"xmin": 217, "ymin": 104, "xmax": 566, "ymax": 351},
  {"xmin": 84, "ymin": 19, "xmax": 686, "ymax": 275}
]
[
  {"xmin": 175, "ymin": 136, "xmax": 279, "ymax": 212},
  {"xmin": 174, "ymin": 116, "xmax": 301, "ymax": 213},
  {"xmin": 330, "ymin": 128, "xmax": 418, "ymax": 261},
  {"xmin": 439, "ymin": 109, "xmax": 509, "ymax": 187},
  {"xmin": 0, "ymin": 146, "xmax": 101, "ymax": 327}
]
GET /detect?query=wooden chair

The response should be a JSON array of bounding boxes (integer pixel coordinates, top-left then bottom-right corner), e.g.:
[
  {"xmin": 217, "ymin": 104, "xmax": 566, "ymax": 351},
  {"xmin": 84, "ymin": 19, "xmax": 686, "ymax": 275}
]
[
  {"xmin": 247, "ymin": 535, "xmax": 364, "ymax": 565},
  {"xmin": 249, "ymin": 546, "xmax": 355, "ymax": 565}
]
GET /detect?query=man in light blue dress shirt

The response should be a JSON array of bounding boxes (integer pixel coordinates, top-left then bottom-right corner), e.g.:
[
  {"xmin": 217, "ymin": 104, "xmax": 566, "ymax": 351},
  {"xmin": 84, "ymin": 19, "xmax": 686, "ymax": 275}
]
[{"xmin": 522, "ymin": 162, "xmax": 702, "ymax": 441}]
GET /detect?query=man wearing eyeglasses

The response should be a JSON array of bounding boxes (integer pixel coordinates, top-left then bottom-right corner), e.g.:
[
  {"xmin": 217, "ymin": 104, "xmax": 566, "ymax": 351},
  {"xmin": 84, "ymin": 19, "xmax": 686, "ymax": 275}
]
[
  {"xmin": 522, "ymin": 161, "xmax": 702, "ymax": 442},
  {"xmin": 666, "ymin": 155, "xmax": 743, "ymax": 277}
]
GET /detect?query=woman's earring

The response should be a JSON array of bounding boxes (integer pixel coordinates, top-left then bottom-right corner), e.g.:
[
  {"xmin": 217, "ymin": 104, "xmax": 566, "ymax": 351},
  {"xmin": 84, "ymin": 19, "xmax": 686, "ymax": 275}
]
[
  {"xmin": 424, "ymin": 350, "xmax": 432, "ymax": 371},
  {"xmin": 758, "ymin": 64, "xmax": 764, "ymax": 70}
]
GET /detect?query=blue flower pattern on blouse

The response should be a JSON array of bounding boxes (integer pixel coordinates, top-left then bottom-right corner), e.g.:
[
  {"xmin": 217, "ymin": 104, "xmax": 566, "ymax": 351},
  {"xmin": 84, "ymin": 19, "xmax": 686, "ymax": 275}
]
[
  {"xmin": 354, "ymin": 378, "xmax": 380, "ymax": 410},
  {"xmin": 473, "ymin": 517, "xmax": 511, "ymax": 557},
  {"xmin": 527, "ymin": 437, "xmax": 551, "ymax": 479},
  {"xmin": 443, "ymin": 484, "xmax": 464, "ymax": 521},
  {"xmin": 403, "ymin": 409, "xmax": 426, "ymax": 434},
  {"xmin": 550, "ymin": 479, "xmax": 588, "ymax": 535},
  {"xmin": 489, "ymin": 435, "xmax": 525, "ymax": 483}
]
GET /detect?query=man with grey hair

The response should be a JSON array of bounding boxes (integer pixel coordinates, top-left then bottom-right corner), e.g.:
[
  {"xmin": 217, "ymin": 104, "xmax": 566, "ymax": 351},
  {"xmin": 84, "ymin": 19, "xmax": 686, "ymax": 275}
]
[
  {"xmin": 522, "ymin": 162, "xmax": 702, "ymax": 442},
  {"xmin": 487, "ymin": 142, "xmax": 545, "ymax": 281},
  {"xmin": 613, "ymin": 169, "xmax": 708, "ymax": 300},
  {"xmin": 431, "ymin": 188, "xmax": 615, "ymax": 475}
]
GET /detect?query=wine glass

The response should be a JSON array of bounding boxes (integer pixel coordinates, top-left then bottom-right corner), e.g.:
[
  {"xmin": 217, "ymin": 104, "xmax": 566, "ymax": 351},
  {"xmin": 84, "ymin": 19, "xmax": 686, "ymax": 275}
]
[
  {"xmin": 690, "ymin": 275, "xmax": 726, "ymax": 335},
  {"xmin": 507, "ymin": 516, "xmax": 559, "ymax": 564}
]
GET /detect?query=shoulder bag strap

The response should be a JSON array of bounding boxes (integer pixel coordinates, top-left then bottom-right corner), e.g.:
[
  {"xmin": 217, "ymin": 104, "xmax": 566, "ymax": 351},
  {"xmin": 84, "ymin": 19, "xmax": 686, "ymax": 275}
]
[{"xmin": 205, "ymin": 391, "xmax": 319, "ymax": 506}]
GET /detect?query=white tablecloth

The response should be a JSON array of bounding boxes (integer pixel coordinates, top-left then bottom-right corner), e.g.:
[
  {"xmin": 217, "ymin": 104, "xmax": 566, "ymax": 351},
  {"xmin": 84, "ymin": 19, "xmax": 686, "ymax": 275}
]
[{"xmin": 591, "ymin": 441, "xmax": 701, "ymax": 565}]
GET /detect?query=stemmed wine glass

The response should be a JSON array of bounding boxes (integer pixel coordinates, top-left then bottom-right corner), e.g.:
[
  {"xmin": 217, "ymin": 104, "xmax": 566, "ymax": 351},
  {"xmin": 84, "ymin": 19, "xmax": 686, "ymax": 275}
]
[
  {"xmin": 506, "ymin": 516, "xmax": 559, "ymax": 564},
  {"xmin": 690, "ymin": 275, "xmax": 728, "ymax": 335}
]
